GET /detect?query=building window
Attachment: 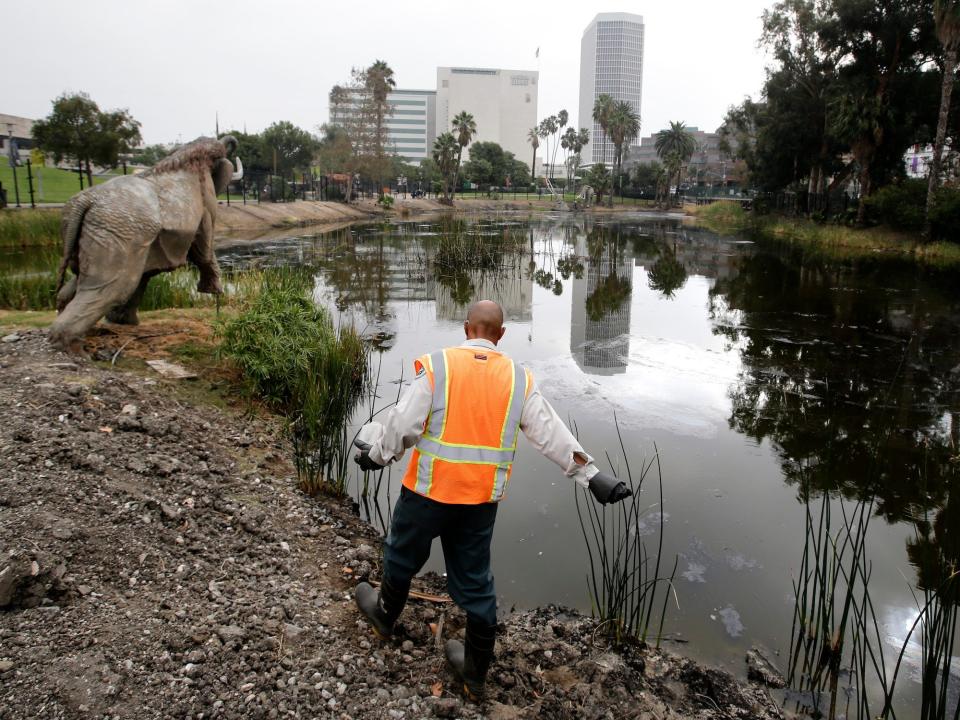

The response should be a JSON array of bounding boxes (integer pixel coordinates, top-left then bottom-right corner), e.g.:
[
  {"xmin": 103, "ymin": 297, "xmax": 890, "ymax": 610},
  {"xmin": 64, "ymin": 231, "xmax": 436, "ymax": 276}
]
[{"xmin": 511, "ymin": 75, "xmax": 530, "ymax": 86}]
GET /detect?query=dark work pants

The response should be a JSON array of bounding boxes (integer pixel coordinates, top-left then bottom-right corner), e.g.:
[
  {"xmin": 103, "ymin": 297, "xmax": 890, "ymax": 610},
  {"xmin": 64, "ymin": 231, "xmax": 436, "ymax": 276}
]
[{"xmin": 383, "ymin": 485, "xmax": 499, "ymax": 626}]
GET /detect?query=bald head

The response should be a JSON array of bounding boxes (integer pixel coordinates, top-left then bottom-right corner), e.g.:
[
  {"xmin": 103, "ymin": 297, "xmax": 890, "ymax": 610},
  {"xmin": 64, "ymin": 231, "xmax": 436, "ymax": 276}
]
[{"xmin": 464, "ymin": 300, "xmax": 506, "ymax": 345}]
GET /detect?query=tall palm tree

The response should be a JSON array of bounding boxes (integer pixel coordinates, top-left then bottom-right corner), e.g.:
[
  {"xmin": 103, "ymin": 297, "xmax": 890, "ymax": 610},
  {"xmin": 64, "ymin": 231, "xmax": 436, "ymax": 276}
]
[
  {"xmin": 550, "ymin": 109, "xmax": 569, "ymax": 180},
  {"xmin": 655, "ymin": 121, "xmax": 696, "ymax": 204},
  {"xmin": 433, "ymin": 132, "xmax": 458, "ymax": 204},
  {"xmin": 527, "ymin": 127, "xmax": 540, "ymax": 184},
  {"xmin": 927, "ymin": 0, "xmax": 960, "ymax": 232},
  {"xmin": 538, "ymin": 116, "xmax": 557, "ymax": 179},
  {"xmin": 592, "ymin": 94, "xmax": 615, "ymax": 167},
  {"xmin": 451, "ymin": 111, "xmax": 477, "ymax": 201},
  {"xmin": 607, "ymin": 100, "xmax": 641, "ymax": 206},
  {"xmin": 364, "ymin": 60, "xmax": 396, "ymax": 198}
]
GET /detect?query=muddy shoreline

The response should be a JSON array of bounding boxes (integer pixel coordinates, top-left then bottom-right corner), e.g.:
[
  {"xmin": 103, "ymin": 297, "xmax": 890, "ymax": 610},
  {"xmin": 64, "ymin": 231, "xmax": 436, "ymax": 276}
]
[{"xmin": 0, "ymin": 328, "xmax": 787, "ymax": 719}]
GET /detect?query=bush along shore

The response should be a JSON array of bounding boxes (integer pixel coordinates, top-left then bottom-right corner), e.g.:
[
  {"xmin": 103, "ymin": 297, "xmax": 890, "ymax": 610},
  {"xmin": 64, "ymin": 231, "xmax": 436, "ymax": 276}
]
[
  {"xmin": 690, "ymin": 200, "xmax": 960, "ymax": 269},
  {"xmin": 0, "ymin": 321, "xmax": 789, "ymax": 717}
]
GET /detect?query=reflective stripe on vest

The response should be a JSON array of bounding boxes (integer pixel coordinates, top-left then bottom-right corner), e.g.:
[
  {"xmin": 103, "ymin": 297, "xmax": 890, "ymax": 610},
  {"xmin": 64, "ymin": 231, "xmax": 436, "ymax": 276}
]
[{"xmin": 410, "ymin": 348, "xmax": 528, "ymax": 502}]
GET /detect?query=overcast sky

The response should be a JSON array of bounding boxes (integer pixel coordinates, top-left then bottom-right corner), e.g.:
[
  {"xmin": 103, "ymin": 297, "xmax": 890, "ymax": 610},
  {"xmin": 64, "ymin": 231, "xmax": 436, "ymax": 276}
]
[{"xmin": 6, "ymin": 0, "xmax": 774, "ymax": 146}]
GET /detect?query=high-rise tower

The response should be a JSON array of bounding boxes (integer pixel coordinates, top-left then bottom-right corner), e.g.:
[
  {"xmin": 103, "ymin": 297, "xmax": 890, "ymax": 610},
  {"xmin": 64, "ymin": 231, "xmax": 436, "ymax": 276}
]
[{"xmin": 578, "ymin": 12, "xmax": 645, "ymax": 166}]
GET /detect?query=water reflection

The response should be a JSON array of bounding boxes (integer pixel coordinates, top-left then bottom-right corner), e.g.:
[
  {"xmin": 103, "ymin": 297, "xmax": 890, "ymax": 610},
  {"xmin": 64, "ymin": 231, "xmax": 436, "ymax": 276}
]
[{"xmin": 570, "ymin": 228, "xmax": 634, "ymax": 375}]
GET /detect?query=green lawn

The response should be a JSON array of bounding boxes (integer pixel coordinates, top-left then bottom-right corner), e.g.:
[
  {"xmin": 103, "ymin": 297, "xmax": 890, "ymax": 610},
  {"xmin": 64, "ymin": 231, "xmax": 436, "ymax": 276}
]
[{"xmin": 0, "ymin": 164, "xmax": 119, "ymax": 205}]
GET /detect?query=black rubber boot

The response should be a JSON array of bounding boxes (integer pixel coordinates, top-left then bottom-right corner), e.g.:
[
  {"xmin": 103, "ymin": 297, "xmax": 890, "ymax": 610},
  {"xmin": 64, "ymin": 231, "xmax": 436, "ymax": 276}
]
[
  {"xmin": 445, "ymin": 617, "xmax": 497, "ymax": 701},
  {"xmin": 355, "ymin": 578, "xmax": 409, "ymax": 640}
]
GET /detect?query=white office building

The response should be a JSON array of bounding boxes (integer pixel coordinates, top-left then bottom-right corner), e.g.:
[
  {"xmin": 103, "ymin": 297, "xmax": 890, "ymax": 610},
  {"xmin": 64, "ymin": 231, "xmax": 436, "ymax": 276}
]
[
  {"xmin": 578, "ymin": 12, "xmax": 645, "ymax": 166},
  {"xmin": 330, "ymin": 88, "xmax": 436, "ymax": 164},
  {"xmin": 436, "ymin": 67, "xmax": 539, "ymax": 166}
]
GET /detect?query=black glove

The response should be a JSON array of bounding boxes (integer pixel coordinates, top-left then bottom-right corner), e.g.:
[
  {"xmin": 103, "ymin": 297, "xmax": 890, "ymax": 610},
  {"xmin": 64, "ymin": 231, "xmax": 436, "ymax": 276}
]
[
  {"xmin": 588, "ymin": 471, "xmax": 632, "ymax": 505},
  {"xmin": 353, "ymin": 439, "xmax": 384, "ymax": 472}
]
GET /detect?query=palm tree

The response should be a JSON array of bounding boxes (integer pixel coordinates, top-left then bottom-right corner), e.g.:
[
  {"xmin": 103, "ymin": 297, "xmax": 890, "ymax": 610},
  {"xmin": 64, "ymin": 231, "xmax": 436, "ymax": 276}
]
[
  {"xmin": 538, "ymin": 116, "xmax": 557, "ymax": 179},
  {"xmin": 592, "ymin": 94, "xmax": 615, "ymax": 167},
  {"xmin": 927, "ymin": 0, "xmax": 960, "ymax": 233},
  {"xmin": 451, "ymin": 111, "xmax": 477, "ymax": 201},
  {"xmin": 655, "ymin": 121, "xmax": 696, "ymax": 205},
  {"xmin": 550, "ymin": 109, "xmax": 569, "ymax": 181},
  {"xmin": 607, "ymin": 100, "xmax": 641, "ymax": 206},
  {"xmin": 364, "ymin": 60, "xmax": 396, "ymax": 198},
  {"xmin": 527, "ymin": 127, "xmax": 540, "ymax": 184},
  {"xmin": 562, "ymin": 127, "xmax": 590, "ymax": 194},
  {"xmin": 432, "ymin": 132, "xmax": 458, "ymax": 204}
]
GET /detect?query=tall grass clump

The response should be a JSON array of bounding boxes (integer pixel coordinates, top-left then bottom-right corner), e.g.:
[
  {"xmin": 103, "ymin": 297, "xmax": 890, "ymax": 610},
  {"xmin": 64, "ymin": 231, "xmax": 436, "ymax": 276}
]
[
  {"xmin": 0, "ymin": 209, "xmax": 62, "ymax": 248},
  {"xmin": 574, "ymin": 425, "xmax": 678, "ymax": 648},
  {"xmin": 218, "ymin": 272, "xmax": 368, "ymax": 497},
  {"xmin": 432, "ymin": 219, "xmax": 527, "ymax": 272},
  {"xmin": 788, "ymin": 488, "xmax": 883, "ymax": 720}
]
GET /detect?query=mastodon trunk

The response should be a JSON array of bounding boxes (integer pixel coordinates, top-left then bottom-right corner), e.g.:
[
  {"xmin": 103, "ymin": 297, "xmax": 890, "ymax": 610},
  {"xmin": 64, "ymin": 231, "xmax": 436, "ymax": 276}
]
[{"xmin": 56, "ymin": 193, "xmax": 94, "ymax": 295}]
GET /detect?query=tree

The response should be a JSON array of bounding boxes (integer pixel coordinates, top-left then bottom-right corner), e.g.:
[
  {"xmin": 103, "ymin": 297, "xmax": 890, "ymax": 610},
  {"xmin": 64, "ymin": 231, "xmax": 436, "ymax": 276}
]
[
  {"xmin": 527, "ymin": 127, "xmax": 540, "ymax": 183},
  {"xmin": 655, "ymin": 121, "xmax": 696, "ymax": 203},
  {"xmin": 584, "ymin": 163, "xmax": 612, "ymax": 205},
  {"xmin": 260, "ymin": 121, "xmax": 319, "ymax": 175},
  {"xmin": 592, "ymin": 94, "xmax": 615, "ymax": 166},
  {"xmin": 631, "ymin": 161, "xmax": 663, "ymax": 192},
  {"xmin": 33, "ymin": 92, "xmax": 142, "ymax": 186},
  {"xmin": 607, "ymin": 100, "xmax": 641, "ymax": 205},
  {"xmin": 314, "ymin": 124, "xmax": 354, "ymax": 176},
  {"xmin": 451, "ymin": 111, "xmax": 477, "ymax": 200},
  {"xmin": 822, "ymin": 0, "xmax": 938, "ymax": 223},
  {"xmin": 364, "ymin": 60, "xmax": 396, "ymax": 197},
  {"xmin": 549, "ymin": 109, "xmax": 569, "ymax": 180},
  {"xmin": 433, "ymin": 132, "xmax": 459, "ymax": 203},
  {"xmin": 561, "ymin": 127, "xmax": 590, "ymax": 192},
  {"xmin": 461, "ymin": 141, "xmax": 528, "ymax": 189},
  {"xmin": 129, "ymin": 143, "xmax": 171, "ymax": 167},
  {"xmin": 538, "ymin": 115, "xmax": 557, "ymax": 179},
  {"xmin": 927, "ymin": 0, "xmax": 960, "ymax": 231}
]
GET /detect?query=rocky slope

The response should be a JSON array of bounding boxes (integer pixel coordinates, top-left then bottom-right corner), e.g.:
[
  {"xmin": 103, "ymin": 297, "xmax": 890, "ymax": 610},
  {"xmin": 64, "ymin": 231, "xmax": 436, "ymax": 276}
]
[{"xmin": 0, "ymin": 329, "xmax": 786, "ymax": 719}]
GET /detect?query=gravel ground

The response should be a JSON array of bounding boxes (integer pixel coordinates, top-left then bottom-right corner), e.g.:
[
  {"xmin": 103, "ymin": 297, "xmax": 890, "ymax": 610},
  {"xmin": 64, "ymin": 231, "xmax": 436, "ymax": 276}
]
[{"xmin": 0, "ymin": 329, "xmax": 788, "ymax": 719}]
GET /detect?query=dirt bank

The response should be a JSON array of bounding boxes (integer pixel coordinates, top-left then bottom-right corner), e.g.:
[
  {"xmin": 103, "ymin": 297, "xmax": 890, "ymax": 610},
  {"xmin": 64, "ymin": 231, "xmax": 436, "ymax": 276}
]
[
  {"xmin": 215, "ymin": 198, "xmax": 670, "ymax": 245},
  {"xmin": 0, "ymin": 326, "xmax": 787, "ymax": 719}
]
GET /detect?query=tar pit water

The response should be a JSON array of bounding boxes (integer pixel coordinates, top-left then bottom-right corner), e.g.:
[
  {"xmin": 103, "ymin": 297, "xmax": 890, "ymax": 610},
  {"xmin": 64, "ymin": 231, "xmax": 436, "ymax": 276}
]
[{"xmin": 216, "ymin": 213, "xmax": 960, "ymax": 719}]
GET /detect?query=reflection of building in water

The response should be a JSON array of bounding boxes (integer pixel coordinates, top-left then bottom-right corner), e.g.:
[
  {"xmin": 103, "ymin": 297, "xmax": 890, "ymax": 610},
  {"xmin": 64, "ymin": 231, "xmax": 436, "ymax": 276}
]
[
  {"xmin": 433, "ymin": 267, "xmax": 533, "ymax": 322},
  {"xmin": 570, "ymin": 245, "xmax": 634, "ymax": 375}
]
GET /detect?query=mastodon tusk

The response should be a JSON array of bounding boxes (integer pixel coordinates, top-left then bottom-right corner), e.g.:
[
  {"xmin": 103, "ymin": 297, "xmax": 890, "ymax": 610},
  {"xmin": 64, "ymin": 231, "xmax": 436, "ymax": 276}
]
[{"xmin": 231, "ymin": 157, "xmax": 243, "ymax": 181}]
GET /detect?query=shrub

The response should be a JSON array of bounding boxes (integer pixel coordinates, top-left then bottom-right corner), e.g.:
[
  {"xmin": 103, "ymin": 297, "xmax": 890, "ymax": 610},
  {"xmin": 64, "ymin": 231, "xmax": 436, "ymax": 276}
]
[
  {"xmin": 378, "ymin": 194, "xmax": 394, "ymax": 209},
  {"xmin": 929, "ymin": 188, "xmax": 960, "ymax": 242},
  {"xmin": 863, "ymin": 180, "xmax": 926, "ymax": 231},
  {"xmin": 218, "ymin": 273, "xmax": 368, "ymax": 496}
]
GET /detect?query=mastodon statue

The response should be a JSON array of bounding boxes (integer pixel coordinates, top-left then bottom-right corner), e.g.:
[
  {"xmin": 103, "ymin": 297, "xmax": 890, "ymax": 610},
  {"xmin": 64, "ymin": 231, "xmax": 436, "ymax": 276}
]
[{"xmin": 49, "ymin": 135, "xmax": 243, "ymax": 350}]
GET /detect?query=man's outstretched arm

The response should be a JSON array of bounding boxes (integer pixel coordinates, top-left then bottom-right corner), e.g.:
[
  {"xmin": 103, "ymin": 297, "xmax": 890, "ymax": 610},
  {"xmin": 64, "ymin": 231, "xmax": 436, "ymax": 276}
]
[
  {"xmin": 518, "ymin": 377, "xmax": 599, "ymax": 488},
  {"xmin": 519, "ymin": 375, "xmax": 632, "ymax": 504}
]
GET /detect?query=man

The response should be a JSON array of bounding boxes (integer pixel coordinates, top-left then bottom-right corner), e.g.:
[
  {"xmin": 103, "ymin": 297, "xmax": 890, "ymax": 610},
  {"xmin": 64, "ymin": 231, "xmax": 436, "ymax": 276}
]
[{"xmin": 352, "ymin": 300, "xmax": 630, "ymax": 700}]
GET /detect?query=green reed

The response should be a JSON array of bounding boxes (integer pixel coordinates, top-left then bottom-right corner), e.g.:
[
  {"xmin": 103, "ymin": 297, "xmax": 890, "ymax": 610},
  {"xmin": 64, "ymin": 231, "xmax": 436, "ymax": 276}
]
[
  {"xmin": 0, "ymin": 209, "xmax": 61, "ymax": 247},
  {"xmin": 574, "ymin": 422, "xmax": 678, "ymax": 648}
]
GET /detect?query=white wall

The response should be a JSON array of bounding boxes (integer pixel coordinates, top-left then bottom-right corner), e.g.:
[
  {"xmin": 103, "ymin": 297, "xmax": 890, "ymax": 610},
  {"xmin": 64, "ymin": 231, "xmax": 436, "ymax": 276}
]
[{"xmin": 436, "ymin": 67, "xmax": 538, "ymax": 169}]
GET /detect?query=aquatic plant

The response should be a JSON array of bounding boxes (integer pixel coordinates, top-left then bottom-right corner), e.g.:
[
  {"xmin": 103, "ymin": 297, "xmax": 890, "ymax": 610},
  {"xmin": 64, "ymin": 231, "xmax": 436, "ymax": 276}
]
[
  {"xmin": 218, "ymin": 272, "xmax": 368, "ymax": 497},
  {"xmin": 432, "ymin": 219, "xmax": 526, "ymax": 272},
  {"xmin": 0, "ymin": 209, "xmax": 61, "ymax": 247},
  {"xmin": 574, "ymin": 424, "xmax": 678, "ymax": 648}
]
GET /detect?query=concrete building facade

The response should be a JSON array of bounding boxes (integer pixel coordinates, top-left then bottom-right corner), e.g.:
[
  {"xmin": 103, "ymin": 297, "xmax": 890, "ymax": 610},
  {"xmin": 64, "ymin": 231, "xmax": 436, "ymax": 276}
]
[
  {"xmin": 435, "ymin": 67, "xmax": 538, "ymax": 165},
  {"xmin": 329, "ymin": 89, "xmax": 437, "ymax": 164},
  {"xmin": 1, "ymin": 113, "xmax": 35, "ymax": 164},
  {"xmin": 578, "ymin": 12, "xmax": 645, "ymax": 167}
]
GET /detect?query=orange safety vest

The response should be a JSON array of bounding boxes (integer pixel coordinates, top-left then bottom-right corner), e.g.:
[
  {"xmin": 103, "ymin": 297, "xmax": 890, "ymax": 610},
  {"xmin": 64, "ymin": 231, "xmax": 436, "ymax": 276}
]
[{"xmin": 402, "ymin": 346, "xmax": 532, "ymax": 504}]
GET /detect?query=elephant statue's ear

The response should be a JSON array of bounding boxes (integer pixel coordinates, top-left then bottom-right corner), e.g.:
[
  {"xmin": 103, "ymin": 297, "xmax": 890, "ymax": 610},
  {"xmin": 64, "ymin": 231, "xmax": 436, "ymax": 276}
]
[{"xmin": 212, "ymin": 158, "xmax": 233, "ymax": 195}]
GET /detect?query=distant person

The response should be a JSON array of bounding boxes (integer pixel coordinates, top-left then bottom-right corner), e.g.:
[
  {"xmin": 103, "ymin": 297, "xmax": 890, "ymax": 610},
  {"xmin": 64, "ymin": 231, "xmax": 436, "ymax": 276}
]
[{"xmin": 351, "ymin": 300, "xmax": 631, "ymax": 700}]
